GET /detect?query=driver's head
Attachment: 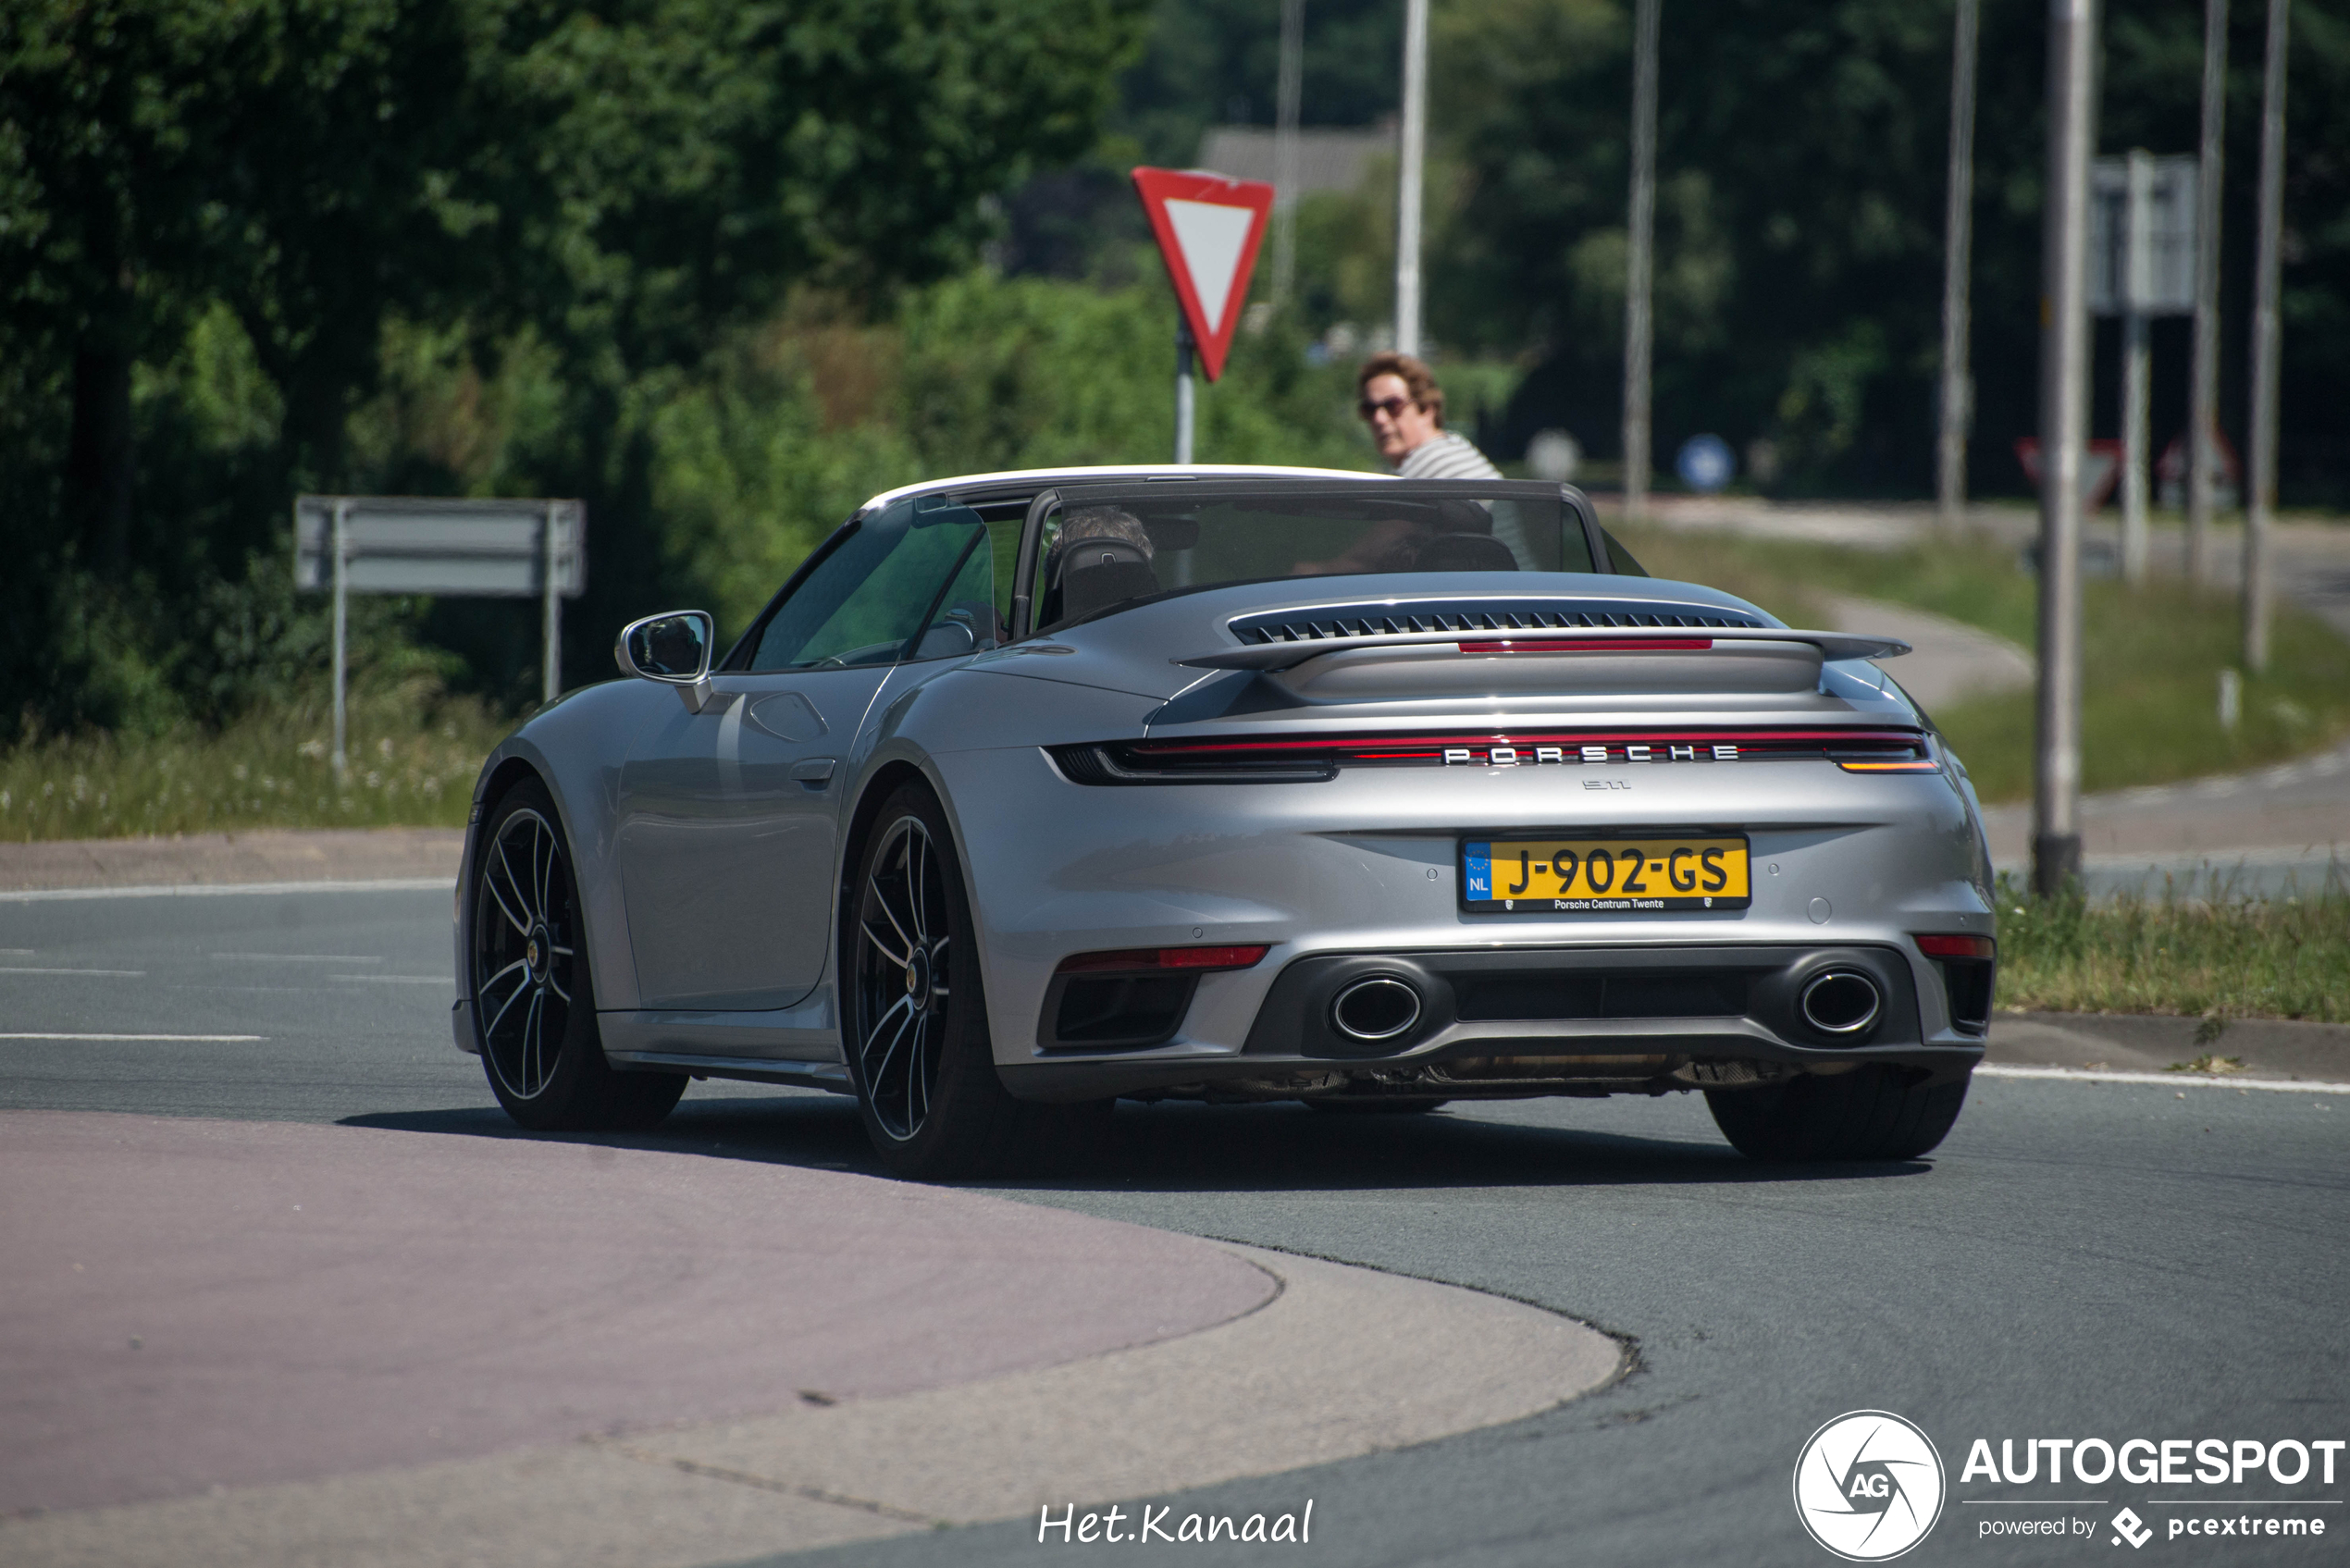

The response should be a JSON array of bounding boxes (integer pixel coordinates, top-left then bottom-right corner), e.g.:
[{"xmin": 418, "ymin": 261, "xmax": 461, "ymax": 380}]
[{"xmin": 1046, "ymin": 507, "xmax": 1152, "ymax": 576}]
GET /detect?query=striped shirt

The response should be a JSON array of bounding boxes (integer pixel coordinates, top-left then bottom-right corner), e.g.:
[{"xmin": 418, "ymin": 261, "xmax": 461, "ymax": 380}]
[{"xmin": 1394, "ymin": 431, "xmax": 1503, "ymax": 481}]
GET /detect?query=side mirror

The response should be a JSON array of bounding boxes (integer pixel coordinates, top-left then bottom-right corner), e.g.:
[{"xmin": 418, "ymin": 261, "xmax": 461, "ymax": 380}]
[
  {"xmin": 913, "ymin": 608, "xmax": 980, "ymax": 661},
  {"xmin": 615, "ymin": 610, "xmax": 715, "ymax": 713}
]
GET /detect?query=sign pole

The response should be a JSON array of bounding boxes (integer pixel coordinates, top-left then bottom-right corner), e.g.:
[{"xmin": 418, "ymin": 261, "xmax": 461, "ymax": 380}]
[
  {"xmin": 2120, "ymin": 150, "xmax": 2154, "ymax": 584},
  {"xmin": 542, "ymin": 500, "xmax": 563, "ymax": 704},
  {"xmin": 1393, "ymin": 0, "xmax": 1429, "ymax": 355},
  {"xmin": 2244, "ymin": 0, "xmax": 2290, "ymax": 673},
  {"xmin": 2188, "ymin": 0, "xmax": 2229, "ymax": 584},
  {"xmin": 2034, "ymin": 0, "xmax": 2098, "ymax": 896},
  {"xmin": 331, "ymin": 499, "xmax": 350, "ymax": 783},
  {"xmin": 1174, "ymin": 323, "xmax": 1196, "ymax": 464},
  {"xmin": 1622, "ymin": 0, "xmax": 1662, "ymax": 521},
  {"xmin": 1272, "ymin": 0, "xmax": 1305, "ymax": 309},
  {"xmin": 1936, "ymin": 0, "xmax": 1980, "ymax": 527}
]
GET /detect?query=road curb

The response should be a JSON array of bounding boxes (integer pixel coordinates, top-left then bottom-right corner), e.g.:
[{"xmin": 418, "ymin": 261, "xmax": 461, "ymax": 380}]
[{"xmin": 0, "ymin": 827, "xmax": 463, "ymax": 894}]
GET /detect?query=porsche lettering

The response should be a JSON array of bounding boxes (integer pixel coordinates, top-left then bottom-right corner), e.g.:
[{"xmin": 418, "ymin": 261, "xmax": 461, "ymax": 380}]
[{"xmin": 1443, "ymin": 744, "xmax": 1739, "ymax": 765}]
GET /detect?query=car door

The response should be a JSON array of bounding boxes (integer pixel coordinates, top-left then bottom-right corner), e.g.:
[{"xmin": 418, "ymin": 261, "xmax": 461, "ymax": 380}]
[
  {"xmin": 614, "ymin": 668, "xmax": 889, "ymax": 1011},
  {"xmin": 612, "ymin": 497, "xmax": 1004, "ymax": 1012}
]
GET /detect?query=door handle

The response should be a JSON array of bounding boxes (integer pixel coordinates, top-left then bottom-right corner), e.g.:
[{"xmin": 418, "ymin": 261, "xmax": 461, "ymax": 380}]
[{"xmin": 792, "ymin": 758, "xmax": 838, "ymax": 788}]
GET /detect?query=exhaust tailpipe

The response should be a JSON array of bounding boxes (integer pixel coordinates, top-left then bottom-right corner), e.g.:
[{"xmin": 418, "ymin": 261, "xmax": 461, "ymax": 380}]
[
  {"xmin": 1330, "ymin": 976, "xmax": 1423, "ymax": 1043},
  {"xmin": 1800, "ymin": 970, "xmax": 1883, "ymax": 1037}
]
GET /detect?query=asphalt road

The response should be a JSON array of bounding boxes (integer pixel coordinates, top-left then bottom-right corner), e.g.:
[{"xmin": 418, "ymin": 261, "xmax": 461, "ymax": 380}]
[{"xmin": 5, "ymin": 886, "xmax": 2345, "ymax": 1567}]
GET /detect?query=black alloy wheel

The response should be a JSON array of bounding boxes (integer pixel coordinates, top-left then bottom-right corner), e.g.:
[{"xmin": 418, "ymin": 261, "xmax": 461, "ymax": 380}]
[
  {"xmin": 852, "ymin": 807, "xmax": 952, "ymax": 1142},
  {"xmin": 471, "ymin": 779, "xmax": 684, "ymax": 1130},
  {"xmin": 847, "ymin": 783, "xmax": 1108, "ymax": 1179}
]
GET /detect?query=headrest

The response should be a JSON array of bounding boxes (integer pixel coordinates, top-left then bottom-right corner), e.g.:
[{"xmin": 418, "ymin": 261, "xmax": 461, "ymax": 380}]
[
  {"xmin": 1056, "ymin": 537, "xmax": 1151, "ymax": 575},
  {"xmin": 1061, "ymin": 558, "xmax": 1161, "ymax": 620}
]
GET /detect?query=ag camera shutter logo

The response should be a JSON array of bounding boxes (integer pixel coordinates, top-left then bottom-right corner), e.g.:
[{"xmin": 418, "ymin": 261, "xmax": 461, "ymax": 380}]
[{"xmin": 1793, "ymin": 1411, "xmax": 1947, "ymax": 1561}]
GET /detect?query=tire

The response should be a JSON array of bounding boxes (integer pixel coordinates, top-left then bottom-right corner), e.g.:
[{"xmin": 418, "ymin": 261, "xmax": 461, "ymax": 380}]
[
  {"xmin": 1704, "ymin": 1067, "xmax": 1969, "ymax": 1162},
  {"xmin": 1306, "ymin": 1097, "xmax": 1450, "ymax": 1115},
  {"xmin": 471, "ymin": 779, "xmax": 686, "ymax": 1131},
  {"xmin": 847, "ymin": 783, "xmax": 1106, "ymax": 1179}
]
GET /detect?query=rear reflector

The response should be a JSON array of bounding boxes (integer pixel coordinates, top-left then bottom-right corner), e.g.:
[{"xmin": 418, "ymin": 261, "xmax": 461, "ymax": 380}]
[
  {"xmin": 1915, "ymin": 933, "xmax": 1995, "ymax": 960},
  {"xmin": 1057, "ymin": 945, "xmax": 1271, "ymax": 974},
  {"xmin": 1455, "ymin": 637, "xmax": 1712, "ymax": 654}
]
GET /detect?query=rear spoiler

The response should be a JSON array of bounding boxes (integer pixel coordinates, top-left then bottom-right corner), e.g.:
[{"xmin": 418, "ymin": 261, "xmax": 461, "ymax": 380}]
[{"xmin": 1174, "ymin": 625, "xmax": 1911, "ymax": 672}]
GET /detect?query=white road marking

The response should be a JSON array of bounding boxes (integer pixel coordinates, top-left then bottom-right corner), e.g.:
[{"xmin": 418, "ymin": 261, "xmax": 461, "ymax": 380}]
[
  {"xmin": 212, "ymin": 953, "xmax": 385, "ymax": 963},
  {"xmin": 0, "ymin": 878, "xmax": 451, "ymax": 903},
  {"xmin": 0, "ymin": 967, "xmax": 145, "ymax": 977},
  {"xmin": 1978, "ymin": 1063, "xmax": 2350, "ymax": 1094},
  {"xmin": 0, "ymin": 1032, "xmax": 266, "ymax": 1042}
]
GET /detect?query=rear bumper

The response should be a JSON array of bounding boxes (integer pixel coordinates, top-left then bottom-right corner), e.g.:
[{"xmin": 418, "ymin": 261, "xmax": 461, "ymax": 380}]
[
  {"xmin": 931, "ymin": 738, "xmax": 1994, "ymax": 1102},
  {"xmin": 1001, "ymin": 941, "xmax": 1985, "ymax": 1103}
]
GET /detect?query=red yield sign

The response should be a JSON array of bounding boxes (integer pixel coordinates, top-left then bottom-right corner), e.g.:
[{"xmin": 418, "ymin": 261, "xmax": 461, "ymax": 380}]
[{"xmin": 1132, "ymin": 167, "xmax": 1274, "ymax": 382}]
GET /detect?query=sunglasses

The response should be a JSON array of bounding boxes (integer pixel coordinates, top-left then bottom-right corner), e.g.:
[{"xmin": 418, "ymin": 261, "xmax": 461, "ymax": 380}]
[{"xmin": 1357, "ymin": 395, "xmax": 1416, "ymax": 421}]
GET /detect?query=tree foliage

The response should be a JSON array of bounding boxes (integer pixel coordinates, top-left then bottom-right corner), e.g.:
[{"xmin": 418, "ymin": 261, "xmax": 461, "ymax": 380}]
[{"xmin": 0, "ymin": 0, "xmax": 1147, "ymax": 734}]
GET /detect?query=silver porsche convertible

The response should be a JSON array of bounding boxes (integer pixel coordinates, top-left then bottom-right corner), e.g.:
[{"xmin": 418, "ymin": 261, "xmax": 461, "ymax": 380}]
[{"xmin": 452, "ymin": 466, "xmax": 1997, "ymax": 1178}]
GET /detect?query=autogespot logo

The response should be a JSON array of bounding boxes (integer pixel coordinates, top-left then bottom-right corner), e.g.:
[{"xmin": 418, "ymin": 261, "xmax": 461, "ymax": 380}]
[{"xmin": 1794, "ymin": 1411, "xmax": 1948, "ymax": 1562}]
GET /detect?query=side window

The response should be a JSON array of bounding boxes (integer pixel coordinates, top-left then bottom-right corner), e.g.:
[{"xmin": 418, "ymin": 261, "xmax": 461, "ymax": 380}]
[
  {"xmin": 909, "ymin": 527, "xmax": 1001, "ymax": 660},
  {"xmin": 748, "ymin": 501, "xmax": 987, "ymax": 671}
]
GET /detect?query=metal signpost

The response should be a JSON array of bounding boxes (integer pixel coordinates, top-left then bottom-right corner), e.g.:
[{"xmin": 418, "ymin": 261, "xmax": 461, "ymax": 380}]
[
  {"xmin": 295, "ymin": 496, "xmax": 586, "ymax": 778},
  {"xmin": 2188, "ymin": 0, "xmax": 2230, "ymax": 584},
  {"xmin": 1937, "ymin": 0, "xmax": 1982, "ymax": 525},
  {"xmin": 2034, "ymin": 0, "xmax": 2098, "ymax": 896},
  {"xmin": 1623, "ymin": 0, "xmax": 1663, "ymax": 520},
  {"xmin": 1131, "ymin": 168, "xmax": 1276, "ymax": 464},
  {"xmin": 1272, "ymin": 0, "xmax": 1305, "ymax": 309},
  {"xmin": 1393, "ymin": 0, "xmax": 1429, "ymax": 357},
  {"xmin": 2087, "ymin": 151, "xmax": 2197, "ymax": 583},
  {"xmin": 2244, "ymin": 0, "xmax": 2292, "ymax": 673}
]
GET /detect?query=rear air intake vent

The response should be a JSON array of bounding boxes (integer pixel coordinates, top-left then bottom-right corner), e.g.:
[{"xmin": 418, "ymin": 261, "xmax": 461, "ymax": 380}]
[
  {"xmin": 1228, "ymin": 599, "xmax": 1766, "ymax": 647},
  {"xmin": 1453, "ymin": 970, "xmax": 1750, "ymax": 1021}
]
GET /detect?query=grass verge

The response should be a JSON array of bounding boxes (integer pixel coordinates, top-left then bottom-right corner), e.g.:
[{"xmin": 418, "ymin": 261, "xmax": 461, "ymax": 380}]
[
  {"xmin": 0, "ymin": 681, "xmax": 510, "ymax": 841},
  {"xmin": 1615, "ymin": 523, "xmax": 2350, "ymax": 801},
  {"xmin": 1993, "ymin": 870, "xmax": 2350, "ymax": 1022}
]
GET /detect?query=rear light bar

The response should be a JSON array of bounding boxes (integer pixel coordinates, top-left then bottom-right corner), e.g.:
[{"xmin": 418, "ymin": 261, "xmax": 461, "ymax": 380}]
[
  {"xmin": 1455, "ymin": 637, "xmax": 1712, "ymax": 654},
  {"xmin": 1050, "ymin": 728, "xmax": 1936, "ymax": 784},
  {"xmin": 1056, "ymin": 945, "xmax": 1270, "ymax": 975},
  {"xmin": 1127, "ymin": 728, "xmax": 1926, "ymax": 761},
  {"xmin": 1914, "ymin": 933, "xmax": 1995, "ymax": 960}
]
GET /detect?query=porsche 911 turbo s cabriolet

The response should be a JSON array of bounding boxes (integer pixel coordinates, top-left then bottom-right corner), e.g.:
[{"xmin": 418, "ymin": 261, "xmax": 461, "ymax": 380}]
[{"xmin": 452, "ymin": 466, "xmax": 1997, "ymax": 1178}]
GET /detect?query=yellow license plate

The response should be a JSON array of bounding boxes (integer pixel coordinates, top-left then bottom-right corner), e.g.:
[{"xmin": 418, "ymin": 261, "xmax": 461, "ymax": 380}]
[{"xmin": 1462, "ymin": 835, "xmax": 1750, "ymax": 913}]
